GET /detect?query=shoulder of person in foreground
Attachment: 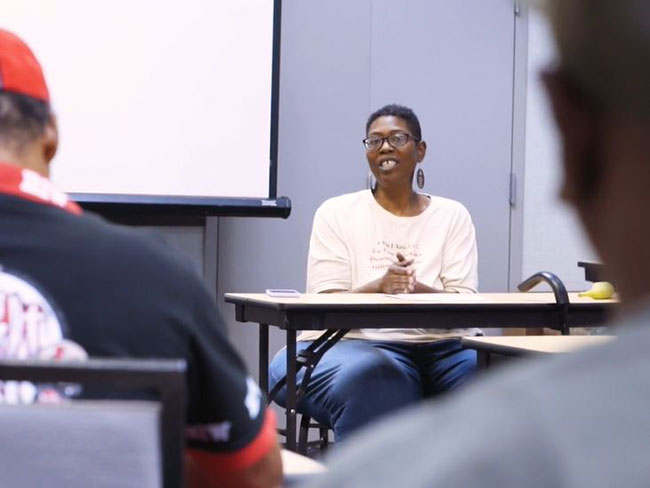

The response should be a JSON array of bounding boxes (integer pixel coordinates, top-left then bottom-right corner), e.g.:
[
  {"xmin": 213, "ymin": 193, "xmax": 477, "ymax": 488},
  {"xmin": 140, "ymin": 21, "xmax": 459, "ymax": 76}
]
[
  {"xmin": 77, "ymin": 214, "xmax": 283, "ymax": 487},
  {"xmin": 305, "ymin": 304, "xmax": 650, "ymax": 488}
]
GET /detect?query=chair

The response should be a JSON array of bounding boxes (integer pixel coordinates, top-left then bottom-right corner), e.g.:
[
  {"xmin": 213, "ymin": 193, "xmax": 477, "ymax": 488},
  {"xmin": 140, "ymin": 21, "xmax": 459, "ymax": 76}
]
[
  {"xmin": 518, "ymin": 271, "xmax": 571, "ymax": 335},
  {"xmin": 269, "ymin": 331, "xmax": 343, "ymax": 455},
  {"xmin": 577, "ymin": 261, "xmax": 608, "ymax": 283},
  {"xmin": 0, "ymin": 358, "xmax": 186, "ymax": 488},
  {"xmin": 298, "ymin": 414, "xmax": 331, "ymax": 455},
  {"xmin": 276, "ymin": 413, "xmax": 331, "ymax": 456}
]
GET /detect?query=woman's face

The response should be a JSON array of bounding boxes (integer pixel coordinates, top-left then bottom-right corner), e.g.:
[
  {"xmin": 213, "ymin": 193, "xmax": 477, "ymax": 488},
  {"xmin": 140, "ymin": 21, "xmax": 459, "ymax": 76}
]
[{"xmin": 365, "ymin": 115, "xmax": 426, "ymax": 191}]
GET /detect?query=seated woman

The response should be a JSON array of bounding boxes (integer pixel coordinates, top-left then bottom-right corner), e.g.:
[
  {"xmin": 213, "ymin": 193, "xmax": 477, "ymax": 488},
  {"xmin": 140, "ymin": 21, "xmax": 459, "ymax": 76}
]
[{"xmin": 269, "ymin": 104, "xmax": 481, "ymax": 442}]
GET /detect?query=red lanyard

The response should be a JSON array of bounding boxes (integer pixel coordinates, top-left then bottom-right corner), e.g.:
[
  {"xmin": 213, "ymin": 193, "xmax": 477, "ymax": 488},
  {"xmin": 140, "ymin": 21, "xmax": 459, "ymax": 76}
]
[{"xmin": 0, "ymin": 162, "xmax": 82, "ymax": 215}]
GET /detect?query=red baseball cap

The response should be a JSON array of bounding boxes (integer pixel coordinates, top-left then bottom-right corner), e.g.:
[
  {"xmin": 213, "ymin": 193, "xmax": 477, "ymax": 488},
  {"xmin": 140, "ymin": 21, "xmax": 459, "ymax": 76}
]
[{"xmin": 0, "ymin": 29, "xmax": 49, "ymax": 102}]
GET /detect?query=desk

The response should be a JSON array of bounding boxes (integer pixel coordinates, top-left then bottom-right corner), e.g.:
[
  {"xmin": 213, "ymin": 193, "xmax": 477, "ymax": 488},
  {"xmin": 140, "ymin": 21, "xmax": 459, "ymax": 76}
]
[
  {"xmin": 281, "ymin": 448, "xmax": 325, "ymax": 487},
  {"xmin": 461, "ymin": 335, "xmax": 616, "ymax": 369},
  {"xmin": 225, "ymin": 292, "xmax": 616, "ymax": 451}
]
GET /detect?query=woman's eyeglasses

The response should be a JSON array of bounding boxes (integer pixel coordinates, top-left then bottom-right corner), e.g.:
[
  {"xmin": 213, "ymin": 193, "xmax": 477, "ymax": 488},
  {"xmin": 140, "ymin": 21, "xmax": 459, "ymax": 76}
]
[{"xmin": 362, "ymin": 132, "xmax": 419, "ymax": 151}]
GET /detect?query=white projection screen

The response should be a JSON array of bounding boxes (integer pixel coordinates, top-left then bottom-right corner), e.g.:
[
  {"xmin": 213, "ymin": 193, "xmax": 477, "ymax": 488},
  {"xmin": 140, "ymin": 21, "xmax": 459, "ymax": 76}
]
[{"xmin": 3, "ymin": 0, "xmax": 283, "ymax": 215}]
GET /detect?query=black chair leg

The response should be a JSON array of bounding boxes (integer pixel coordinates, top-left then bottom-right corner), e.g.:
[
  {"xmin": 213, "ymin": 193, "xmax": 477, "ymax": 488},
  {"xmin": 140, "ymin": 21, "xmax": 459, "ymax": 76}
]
[
  {"xmin": 319, "ymin": 427, "xmax": 329, "ymax": 452},
  {"xmin": 297, "ymin": 414, "xmax": 331, "ymax": 456},
  {"xmin": 298, "ymin": 414, "xmax": 311, "ymax": 455}
]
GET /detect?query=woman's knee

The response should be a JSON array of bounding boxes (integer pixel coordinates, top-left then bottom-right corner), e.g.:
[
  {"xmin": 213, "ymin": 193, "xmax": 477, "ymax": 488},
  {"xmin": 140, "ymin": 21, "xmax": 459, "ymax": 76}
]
[
  {"xmin": 269, "ymin": 341, "xmax": 421, "ymax": 413},
  {"xmin": 434, "ymin": 348, "xmax": 478, "ymax": 393},
  {"xmin": 324, "ymin": 347, "xmax": 419, "ymax": 400},
  {"xmin": 451, "ymin": 348, "xmax": 478, "ymax": 385}
]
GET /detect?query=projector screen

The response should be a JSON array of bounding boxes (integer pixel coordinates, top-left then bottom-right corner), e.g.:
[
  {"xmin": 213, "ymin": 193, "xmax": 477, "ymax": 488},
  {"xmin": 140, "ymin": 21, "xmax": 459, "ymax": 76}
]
[{"xmin": 3, "ymin": 0, "xmax": 281, "ymax": 210}]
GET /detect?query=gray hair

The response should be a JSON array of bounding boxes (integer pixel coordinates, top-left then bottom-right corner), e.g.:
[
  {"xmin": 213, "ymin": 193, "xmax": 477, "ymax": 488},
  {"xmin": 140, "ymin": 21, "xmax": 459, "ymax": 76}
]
[{"xmin": 541, "ymin": 0, "xmax": 650, "ymax": 120}]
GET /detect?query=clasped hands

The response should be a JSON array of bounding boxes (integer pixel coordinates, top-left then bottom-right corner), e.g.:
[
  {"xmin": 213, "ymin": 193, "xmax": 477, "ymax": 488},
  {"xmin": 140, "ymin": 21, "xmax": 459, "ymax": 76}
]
[{"xmin": 379, "ymin": 252, "xmax": 416, "ymax": 294}]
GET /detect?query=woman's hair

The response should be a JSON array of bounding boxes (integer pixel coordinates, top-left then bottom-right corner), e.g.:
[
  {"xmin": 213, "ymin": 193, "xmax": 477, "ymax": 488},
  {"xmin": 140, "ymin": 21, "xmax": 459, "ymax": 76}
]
[
  {"xmin": 366, "ymin": 104, "xmax": 422, "ymax": 140},
  {"xmin": 0, "ymin": 92, "xmax": 51, "ymax": 151}
]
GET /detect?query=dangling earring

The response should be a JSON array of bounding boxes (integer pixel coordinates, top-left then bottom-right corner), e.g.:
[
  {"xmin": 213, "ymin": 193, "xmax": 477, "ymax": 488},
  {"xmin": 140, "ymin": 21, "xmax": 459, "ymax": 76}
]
[
  {"xmin": 416, "ymin": 168, "xmax": 425, "ymax": 189},
  {"xmin": 367, "ymin": 170, "xmax": 376, "ymax": 192}
]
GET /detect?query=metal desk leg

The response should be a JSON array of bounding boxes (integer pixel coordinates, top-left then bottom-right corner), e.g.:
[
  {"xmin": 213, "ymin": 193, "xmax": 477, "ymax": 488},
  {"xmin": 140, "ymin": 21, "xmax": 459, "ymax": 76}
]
[
  {"xmin": 259, "ymin": 323, "xmax": 269, "ymax": 396},
  {"xmin": 285, "ymin": 329, "xmax": 297, "ymax": 451},
  {"xmin": 265, "ymin": 328, "xmax": 348, "ymax": 452}
]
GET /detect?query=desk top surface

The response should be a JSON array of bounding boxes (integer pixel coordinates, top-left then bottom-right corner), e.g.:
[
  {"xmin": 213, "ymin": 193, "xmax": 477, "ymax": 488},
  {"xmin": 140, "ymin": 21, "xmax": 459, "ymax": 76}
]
[
  {"xmin": 225, "ymin": 292, "xmax": 617, "ymax": 309},
  {"xmin": 281, "ymin": 449, "xmax": 326, "ymax": 475},
  {"xmin": 461, "ymin": 334, "xmax": 616, "ymax": 354}
]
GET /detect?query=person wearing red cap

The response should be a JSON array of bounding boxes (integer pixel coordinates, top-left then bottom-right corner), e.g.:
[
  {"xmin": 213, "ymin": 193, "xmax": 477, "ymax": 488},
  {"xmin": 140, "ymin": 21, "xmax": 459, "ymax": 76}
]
[{"xmin": 0, "ymin": 29, "xmax": 282, "ymax": 488}]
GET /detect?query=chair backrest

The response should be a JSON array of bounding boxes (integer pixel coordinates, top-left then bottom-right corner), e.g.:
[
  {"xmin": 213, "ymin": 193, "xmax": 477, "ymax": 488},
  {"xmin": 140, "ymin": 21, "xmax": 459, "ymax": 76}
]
[
  {"xmin": 0, "ymin": 400, "xmax": 162, "ymax": 488},
  {"xmin": 0, "ymin": 358, "xmax": 186, "ymax": 488}
]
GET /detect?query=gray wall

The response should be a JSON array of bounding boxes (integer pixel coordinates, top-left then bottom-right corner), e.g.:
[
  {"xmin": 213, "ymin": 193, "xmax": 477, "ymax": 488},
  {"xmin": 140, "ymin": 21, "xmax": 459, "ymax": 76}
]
[{"xmin": 520, "ymin": 9, "xmax": 597, "ymax": 291}]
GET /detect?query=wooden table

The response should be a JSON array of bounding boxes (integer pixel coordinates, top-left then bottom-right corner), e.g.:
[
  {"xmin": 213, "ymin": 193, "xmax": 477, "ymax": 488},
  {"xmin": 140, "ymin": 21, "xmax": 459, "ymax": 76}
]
[
  {"xmin": 461, "ymin": 335, "xmax": 616, "ymax": 369},
  {"xmin": 224, "ymin": 292, "xmax": 617, "ymax": 451}
]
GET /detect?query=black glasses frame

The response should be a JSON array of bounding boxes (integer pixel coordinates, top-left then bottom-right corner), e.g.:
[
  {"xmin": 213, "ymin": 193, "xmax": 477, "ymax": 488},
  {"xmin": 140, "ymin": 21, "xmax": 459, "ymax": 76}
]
[{"xmin": 362, "ymin": 132, "xmax": 420, "ymax": 151}]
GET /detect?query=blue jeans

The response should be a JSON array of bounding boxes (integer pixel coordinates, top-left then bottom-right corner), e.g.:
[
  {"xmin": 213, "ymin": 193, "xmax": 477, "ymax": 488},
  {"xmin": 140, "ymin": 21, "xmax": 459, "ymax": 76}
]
[{"xmin": 269, "ymin": 338, "xmax": 476, "ymax": 441}]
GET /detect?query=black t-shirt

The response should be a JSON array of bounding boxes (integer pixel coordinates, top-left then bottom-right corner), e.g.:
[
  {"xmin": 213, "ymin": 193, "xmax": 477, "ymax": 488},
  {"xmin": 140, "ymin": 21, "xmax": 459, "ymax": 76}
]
[{"xmin": 0, "ymin": 194, "xmax": 264, "ymax": 453}]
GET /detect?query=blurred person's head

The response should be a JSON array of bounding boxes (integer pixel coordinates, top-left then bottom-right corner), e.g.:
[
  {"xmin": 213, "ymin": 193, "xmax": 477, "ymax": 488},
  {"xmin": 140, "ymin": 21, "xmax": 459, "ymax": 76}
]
[
  {"xmin": 541, "ymin": 0, "xmax": 650, "ymax": 305},
  {"xmin": 0, "ymin": 29, "xmax": 58, "ymax": 176}
]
